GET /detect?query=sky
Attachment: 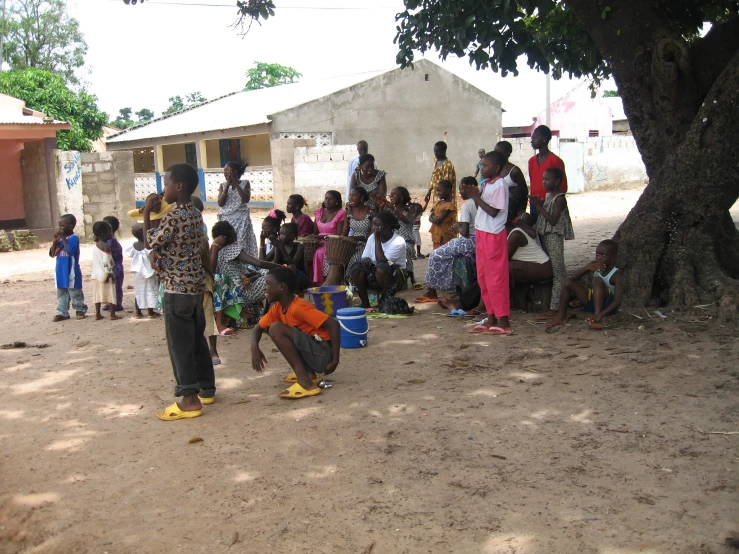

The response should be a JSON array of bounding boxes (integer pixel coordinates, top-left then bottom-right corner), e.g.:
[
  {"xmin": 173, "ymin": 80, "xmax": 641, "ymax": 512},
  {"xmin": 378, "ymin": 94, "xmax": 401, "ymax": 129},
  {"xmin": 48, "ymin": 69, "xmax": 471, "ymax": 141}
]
[{"xmin": 67, "ymin": 0, "xmax": 608, "ymax": 121}]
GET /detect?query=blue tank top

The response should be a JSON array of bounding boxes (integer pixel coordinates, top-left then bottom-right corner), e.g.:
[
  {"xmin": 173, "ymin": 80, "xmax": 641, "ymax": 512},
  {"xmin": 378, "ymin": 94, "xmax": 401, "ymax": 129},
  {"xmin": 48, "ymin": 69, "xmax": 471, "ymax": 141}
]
[{"xmin": 594, "ymin": 266, "xmax": 618, "ymax": 294}]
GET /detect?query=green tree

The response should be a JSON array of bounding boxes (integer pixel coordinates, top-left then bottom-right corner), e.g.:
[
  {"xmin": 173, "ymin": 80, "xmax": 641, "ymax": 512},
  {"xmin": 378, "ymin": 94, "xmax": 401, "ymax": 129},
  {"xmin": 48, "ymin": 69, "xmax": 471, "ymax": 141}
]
[
  {"xmin": 602, "ymin": 90, "xmax": 620, "ymax": 98},
  {"xmin": 110, "ymin": 107, "xmax": 134, "ymax": 129},
  {"xmin": 163, "ymin": 92, "xmax": 207, "ymax": 116},
  {"xmin": 0, "ymin": 68, "xmax": 106, "ymax": 151},
  {"xmin": 135, "ymin": 108, "xmax": 155, "ymax": 122},
  {"xmin": 244, "ymin": 61, "xmax": 302, "ymax": 91},
  {"xmin": 1, "ymin": 0, "xmax": 87, "ymax": 85},
  {"xmin": 389, "ymin": 1, "xmax": 739, "ymax": 309}
]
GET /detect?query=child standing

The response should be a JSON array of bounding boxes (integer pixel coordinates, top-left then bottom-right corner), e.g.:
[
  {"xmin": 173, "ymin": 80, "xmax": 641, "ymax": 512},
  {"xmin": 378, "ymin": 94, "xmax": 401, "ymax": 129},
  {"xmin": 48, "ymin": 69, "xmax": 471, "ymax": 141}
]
[
  {"xmin": 124, "ymin": 223, "xmax": 159, "ymax": 318},
  {"xmin": 251, "ymin": 266, "xmax": 340, "ymax": 399},
  {"xmin": 390, "ymin": 186, "xmax": 421, "ymax": 289},
  {"xmin": 91, "ymin": 221, "xmax": 120, "ymax": 321},
  {"xmin": 529, "ymin": 167, "xmax": 574, "ymax": 317},
  {"xmin": 426, "ymin": 180, "xmax": 457, "ymax": 249},
  {"xmin": 103, "ymin": 215, "xmax": 124, "ymax": 312},
  {"xmin": 49, "ymin": 213, "xmax": 87, "ymax": 321},
  {"xmin": 411, "ymin": 200, "xmax": 425, "ymax": 258},
  {"xmin": 547, "ymin": 240, "xmax": 623, "ymax": 331},
  {"xmin": 463, "ymin": 151, "xmax": 511, "ymax": 335},
  {"xmin": 144, "ymin": 163, "xmax": 215, "ymax": 421}
]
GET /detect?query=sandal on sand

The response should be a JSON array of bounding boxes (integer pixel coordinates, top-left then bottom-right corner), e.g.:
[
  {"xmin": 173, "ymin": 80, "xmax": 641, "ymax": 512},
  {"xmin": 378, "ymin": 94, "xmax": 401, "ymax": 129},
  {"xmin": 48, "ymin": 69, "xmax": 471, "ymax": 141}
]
[
  {"xmin": 219, "ymin": 328, "xmax": 236, "ymax": 336},
  {"xmin": 412, "ymin": 283, "xmax": 424, "ymax": 290},
  {"xmin": 414, "ymin": 296, "xmax": 437, "ymax": 303},
  {"xmin": 468, "ymin": 324, "xmax": 489, "ymax": 334},
  {"xmin": 283, "ymin": 372, "xmax": 324, "ymax": 384},
  {"xmin": 446, "ymin": 309, "xmax": 466, "ymax": 317},
  {"xmin": 536, "ymin": 313, "xmax": 557, "ymax": 321},
  {"xmin": 587, "ymin": 319, "xmax": 604, "ymax": 330},
  {"xmin": 484, "ymin": 326, "xmax": 513, "ymax": 336},
  {"xmin": 156, "ymin": 402, "xmax": 202, "ymax": 421},
  {"xmin": 198, "ymin": 396, "xmax": 215, "ymax": 405},
  {"xmin": 278, "ymin": 383, "xmax": 321, "ymax": 399}
]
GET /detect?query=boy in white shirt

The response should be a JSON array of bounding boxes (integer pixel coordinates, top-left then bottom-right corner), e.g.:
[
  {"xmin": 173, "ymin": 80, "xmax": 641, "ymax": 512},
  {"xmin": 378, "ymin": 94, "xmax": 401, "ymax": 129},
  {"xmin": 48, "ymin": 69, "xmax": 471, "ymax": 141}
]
[{"xmin": 349, "ymin": 212, "xmax": 407, "ymax": 311}]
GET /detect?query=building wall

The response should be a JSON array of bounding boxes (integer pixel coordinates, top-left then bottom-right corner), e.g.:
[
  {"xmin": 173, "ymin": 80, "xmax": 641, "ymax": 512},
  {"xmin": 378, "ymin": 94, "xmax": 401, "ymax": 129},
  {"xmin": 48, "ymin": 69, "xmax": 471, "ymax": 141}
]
[
  {"xmin": 270, "ymin": 60, "xmax": 502, "ymax": 193},
  {"xmin": 205, "ymin": 140, "xmax": 221, "ymax": 169},
  {"xmin": 21, "ymin": 140, "xmax": 53, "ymax": 228},
  {"xmin": 241, "ymin": 134, "xmax": 271, "ymax": 166},
  {"xmin": 0, "ymin": 140, "xmax": 25, "ymax": 223},
  {"xmin": 161, "ymin": 143, "xmax": 188, "ymax": 168},
  {"xmin": 293, "ymin": 144, "xmax": 352, "ymax": 206},
  {"xmin": 507, "ymin": 136, "xmax": 647, "ymax": 191},
  {"xmin": 80, "ymin": 151, "xmax": 137, "ymax": 237},
  {"xmin": 530, "ymin": 83, "xmax": 616, "ymax": 141}
]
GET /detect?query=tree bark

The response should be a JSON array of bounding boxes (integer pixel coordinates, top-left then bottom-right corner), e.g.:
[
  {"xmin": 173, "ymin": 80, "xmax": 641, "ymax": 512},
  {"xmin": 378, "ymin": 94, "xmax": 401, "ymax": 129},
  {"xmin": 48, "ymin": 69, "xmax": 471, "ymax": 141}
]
[{"xmin": 564, "ymin": 1, "xmax": 739, "ymax": 309}]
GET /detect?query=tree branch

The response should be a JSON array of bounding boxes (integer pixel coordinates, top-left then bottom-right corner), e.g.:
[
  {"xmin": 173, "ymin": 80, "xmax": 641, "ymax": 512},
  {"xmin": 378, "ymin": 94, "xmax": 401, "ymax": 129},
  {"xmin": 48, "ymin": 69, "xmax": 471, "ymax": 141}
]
[{"xmin": 691, "ymin": 16, "xmax": 739, "ymax": 100}]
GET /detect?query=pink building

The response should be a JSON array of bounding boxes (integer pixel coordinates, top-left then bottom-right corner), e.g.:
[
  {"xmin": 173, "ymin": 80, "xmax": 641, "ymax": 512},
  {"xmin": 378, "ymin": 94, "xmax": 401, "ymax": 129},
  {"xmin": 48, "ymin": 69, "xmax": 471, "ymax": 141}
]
[{"xmin": 0, "ymin": 94, "xmax": 71, "ymax": 233}]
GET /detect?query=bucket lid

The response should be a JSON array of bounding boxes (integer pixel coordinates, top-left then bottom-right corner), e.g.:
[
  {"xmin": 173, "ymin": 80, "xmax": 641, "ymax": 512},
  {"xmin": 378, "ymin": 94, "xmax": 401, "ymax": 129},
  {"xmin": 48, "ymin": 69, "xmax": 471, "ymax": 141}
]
[{"xmin": 336, "ymin": 307, "xmax": 366, "ymax": 317}]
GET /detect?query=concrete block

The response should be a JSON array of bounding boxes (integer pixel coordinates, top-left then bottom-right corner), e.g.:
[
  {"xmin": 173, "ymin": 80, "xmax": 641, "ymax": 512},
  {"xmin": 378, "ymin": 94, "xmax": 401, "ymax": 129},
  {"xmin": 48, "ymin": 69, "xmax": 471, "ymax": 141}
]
[
  {"xmin": 11, "ymin": 230, "xmax": 40, "ymax": 251},
  {"xmin": 81, "ymin": 153, "xmax": 98, "ymax": 163},
  {"xmin": 306, "ymin": 147, "xmax": 323, "ymax": 155},
  {"xmin": 0, "ymin": 231, "xmax": 12, "ymax": 252},
  {"xmin": 295, "ymin": 163, "xmax": 312, "ymax": 173},
  {"xmin": 321, "ymin": 162, "xmax": 334, "ymax": 172},
  {"xmin": 84, "ymin": 214, "xmax": 93, "ymax": 223},
  {"xmin": 94, "ymin": 163, "xmax": 112, "ymax": 172},
  {"xmin": 81, "ymin": 164, "xmax": 93, "ymax": 173},
  {"xmin": 294, "ymin": 147, "xmax": 306, "ymax": 156},
  {"xmin": 98, "ymin": 152, "xmax": 113, "ymax": 161},
  {"xmin": 317, "ymin": 154, "xmax": 332, "ymax": 162},
  {"xmin": 304, "ymin": 155, "xmax": 319, "ymax": 163},
  {"xmin": 97, "ymin": 172, "xmax": 116, "ymax": 184}
]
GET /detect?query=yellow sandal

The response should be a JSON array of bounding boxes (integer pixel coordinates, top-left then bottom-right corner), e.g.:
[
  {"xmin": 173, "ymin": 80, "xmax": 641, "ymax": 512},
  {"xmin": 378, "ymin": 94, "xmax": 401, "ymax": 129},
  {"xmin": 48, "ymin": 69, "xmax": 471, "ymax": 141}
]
[
  {"xmin": 156, "ymin": 402, "xmax": 202, "ymax": 421},
  {"xmin": 278, "ymin": 383, "xmax": 322, "ymax": 399},
  {"xmin": 282, "ymin": 372, "xmax": 323, "ymax": 384}
]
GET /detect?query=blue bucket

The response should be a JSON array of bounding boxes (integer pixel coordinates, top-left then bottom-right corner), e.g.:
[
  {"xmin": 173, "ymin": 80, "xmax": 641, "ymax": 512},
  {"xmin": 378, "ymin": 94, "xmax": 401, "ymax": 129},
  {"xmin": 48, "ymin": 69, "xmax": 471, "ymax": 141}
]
[
  {"xmin": 308, "ymin": 286, "xmax": 349, "ymax": 317},
  {"xmin": 336, "ymin": 307, "xmax": 369, "ymax": 348}
]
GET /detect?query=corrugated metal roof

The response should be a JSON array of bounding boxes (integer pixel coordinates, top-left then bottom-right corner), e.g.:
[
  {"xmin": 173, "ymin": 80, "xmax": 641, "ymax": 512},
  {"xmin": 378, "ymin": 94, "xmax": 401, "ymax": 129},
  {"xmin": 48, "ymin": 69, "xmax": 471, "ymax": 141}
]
[
  {"xmin": 0, "ymin": 115, "xmax": 69, "ymax": 126},
  {"xmin": 502, "ymin": 111, "xmax": 536, "ymax": 128},
  {"xmin": 106, "ymin": 68, "xmax": 396, "ymax": 144}
]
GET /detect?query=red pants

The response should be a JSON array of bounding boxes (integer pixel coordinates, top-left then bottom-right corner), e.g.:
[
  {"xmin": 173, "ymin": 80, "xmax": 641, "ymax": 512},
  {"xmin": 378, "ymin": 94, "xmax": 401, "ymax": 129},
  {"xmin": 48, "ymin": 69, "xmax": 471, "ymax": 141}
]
[{"xmin": 475, "ymin": 229, "xmax": 510, "ymax": 318}]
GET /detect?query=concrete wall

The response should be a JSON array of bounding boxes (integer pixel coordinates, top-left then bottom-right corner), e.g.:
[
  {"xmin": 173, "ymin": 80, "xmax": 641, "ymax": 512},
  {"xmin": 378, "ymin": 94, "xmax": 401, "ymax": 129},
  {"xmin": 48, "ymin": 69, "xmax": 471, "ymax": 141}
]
[
  {"xmin": 21, "ymin": 140, "xmax": 54, "ymax": 229},
  {"xmin": 270, "ymin": 59, "xmax": 502, "ymax": 194},
  {"xmin": 161, "ymin": 143, "xmax": 188, "ymax": 168},
  {"xmin": 294, "ymin": 144, "xmax": 352, "ymax": 206},
  {"xmin": 507, "ymin": 136, "xmax": 647, "ymax": 191},
  {"xmin": 0, "ymin": 140, "xmax": 25, "ymax": 222},
  {"xmin": 56, "ymin": 151, "xmax": 85, "ymax": 237},
  {"xmin": 271, "ymin": 137, "xmax": 315, "ymax": 211},
  {"xmin": 240, "ymin": 134, "xmax": 271, "ymax": 166},
  {"xmin": 79, "ymin": 151, "xmax": 137, "ymax": 237}
]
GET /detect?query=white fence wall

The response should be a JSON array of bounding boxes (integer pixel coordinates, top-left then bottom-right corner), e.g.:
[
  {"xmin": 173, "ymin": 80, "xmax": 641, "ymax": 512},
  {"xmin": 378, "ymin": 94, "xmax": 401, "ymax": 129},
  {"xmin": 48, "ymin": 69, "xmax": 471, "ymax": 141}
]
[{"xmin": 294, "ymin": 145, "xmax": 352, "ymax": 206}]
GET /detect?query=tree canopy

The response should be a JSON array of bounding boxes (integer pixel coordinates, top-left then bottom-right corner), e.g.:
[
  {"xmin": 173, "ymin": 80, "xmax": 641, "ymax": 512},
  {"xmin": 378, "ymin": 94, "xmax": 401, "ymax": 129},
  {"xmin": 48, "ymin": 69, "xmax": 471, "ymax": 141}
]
[
  {"xmin": 110, "ymin": 107, "xmax": 156, "ymax": 129},
  {"xmin": 244, "ymin": 61, "xmax": 301, "ymax": 91},
  {"xmin": 162, "ymin": 92, "xmax": 207, "ymax": 116},
  {"xmin": 0, "ymin": 68, "xmax": 107, "ymax": 151},
  {"xmin": 1, "ymin": 0, "xmax": 87, "ymax": 85}
]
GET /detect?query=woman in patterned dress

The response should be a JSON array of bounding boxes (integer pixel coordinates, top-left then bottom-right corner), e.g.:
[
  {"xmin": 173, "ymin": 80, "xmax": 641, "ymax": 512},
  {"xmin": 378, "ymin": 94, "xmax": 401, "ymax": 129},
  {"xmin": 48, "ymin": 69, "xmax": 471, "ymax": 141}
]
[
  {"xmin": 342, "ymin": 187, "xmax": 374, "ymax": 285},
  {"xmin": 210, "ymin": 221, "xmax": 280, "ymax": 334},
  {"xmin": 389, "ymin": 186, "xmax": 421, "ymax": 289},
  {"xmin": 349, "ymin": 153, "xmax": 389, "ymax": 212},
  {"xmin": 217, "ymin": 161, "xmax": 258, "ymax": 257}
]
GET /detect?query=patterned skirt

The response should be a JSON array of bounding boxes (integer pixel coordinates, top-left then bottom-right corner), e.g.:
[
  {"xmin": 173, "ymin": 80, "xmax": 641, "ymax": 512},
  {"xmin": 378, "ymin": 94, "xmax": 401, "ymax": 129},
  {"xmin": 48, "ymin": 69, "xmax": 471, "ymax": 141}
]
[{"xmin": 424, "ymin": 236, "xmax": 476, "ymax": 291}]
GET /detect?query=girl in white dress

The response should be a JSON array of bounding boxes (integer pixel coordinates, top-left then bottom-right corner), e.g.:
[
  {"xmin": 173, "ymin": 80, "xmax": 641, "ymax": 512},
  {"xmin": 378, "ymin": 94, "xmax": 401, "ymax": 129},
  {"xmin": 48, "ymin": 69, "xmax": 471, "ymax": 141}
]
[{"xmin": 125, "ymin": 224, "xmax": 160, "ymax": 318}]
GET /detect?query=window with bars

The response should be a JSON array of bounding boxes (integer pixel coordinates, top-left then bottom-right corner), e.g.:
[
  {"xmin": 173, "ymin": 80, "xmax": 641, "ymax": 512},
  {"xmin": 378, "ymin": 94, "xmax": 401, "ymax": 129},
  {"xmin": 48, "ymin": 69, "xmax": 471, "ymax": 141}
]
[
  {"xmin": 219, "ymin": 139, "xmax": 242, "ymax": 167},
  {"xmin": 184, "ymin": 143, "xmax": 197, "ymax": 168}
]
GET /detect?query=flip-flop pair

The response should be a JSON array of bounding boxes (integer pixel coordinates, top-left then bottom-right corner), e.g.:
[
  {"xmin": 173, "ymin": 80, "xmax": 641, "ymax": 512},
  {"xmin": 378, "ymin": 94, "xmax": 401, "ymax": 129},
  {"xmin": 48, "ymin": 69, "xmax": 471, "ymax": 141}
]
[
  {"xmin": 468, "ymin": 325, "xmax": 512, "ymax": 335},
  {"xmin": 156, "ymin": 402, "xmax": 203, "ymax": 421},
  {"xmin": 414, "ymin": 296, "xmax": 437, "ymax": 303},
  {"xmin": 278, "ymin": 383, "xmax": 321, "ymax": 399},
  {"xmin": 283, "ymin": 372, "xmax": 323, "ymax": 384}
]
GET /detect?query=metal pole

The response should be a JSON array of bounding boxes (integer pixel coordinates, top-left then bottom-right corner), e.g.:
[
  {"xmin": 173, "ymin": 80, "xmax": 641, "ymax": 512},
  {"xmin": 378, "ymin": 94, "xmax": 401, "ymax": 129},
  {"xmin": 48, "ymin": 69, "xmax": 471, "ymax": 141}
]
[
  {"xmin": 0, "ymin": 0, "xmax": 7, "ymax": 72},
  {"xmin": 545, "ymin": 73, "xmax": 551, "ymax": 128}
]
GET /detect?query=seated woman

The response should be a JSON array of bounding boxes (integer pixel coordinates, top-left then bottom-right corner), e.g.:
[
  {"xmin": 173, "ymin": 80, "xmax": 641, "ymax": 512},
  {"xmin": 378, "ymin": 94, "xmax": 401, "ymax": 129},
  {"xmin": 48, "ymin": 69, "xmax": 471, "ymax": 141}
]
[
  {"xmin": 343, "ymin": 187, "xmax": 374, "ymax": 285},
  {"xmin": 350, "ymin": 153, "xmax": 389, "ymax": 212},
  {"xmin": 508, "ymin": 213, "xmax": 552, "ymax": 309},
  {"xmin": 210, "ymin": 221, "xmax": 281, "ymax": 334},
  {"xmin": 349, "ymin": 211, "xmax": 408, "ymax": 311},
  {"xmin": 390, "ymin": 186, "xmax": 422, "ymax": 289},
  {"xmin": 312, "ymin": 190, "xmax": 347, "ymax": 286},
  {"xmin": 416, "ymin": 177, "xmax": 478, "ymax": 304},
  {"xmin": 259, "ymin": 209, "xmax": 287, "ymax": 261}
]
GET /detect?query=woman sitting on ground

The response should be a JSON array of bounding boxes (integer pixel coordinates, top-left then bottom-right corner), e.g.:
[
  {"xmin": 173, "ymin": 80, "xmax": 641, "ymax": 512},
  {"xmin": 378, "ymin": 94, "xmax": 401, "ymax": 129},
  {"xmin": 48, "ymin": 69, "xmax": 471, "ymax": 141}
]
[
  {"xmin": 342, "ymin": 187, "xmax": 374, "ymax": 285},
  {"xmin": 508, "ymin": 213, "xmax": 552, "ymax": 308},
  {"xmin": 349, "ymin": 211, "xmax": 408, "ymax": 311},
  {"xmin": 210, "ymin": 220, "xmax": 281, "ymax": 334}
]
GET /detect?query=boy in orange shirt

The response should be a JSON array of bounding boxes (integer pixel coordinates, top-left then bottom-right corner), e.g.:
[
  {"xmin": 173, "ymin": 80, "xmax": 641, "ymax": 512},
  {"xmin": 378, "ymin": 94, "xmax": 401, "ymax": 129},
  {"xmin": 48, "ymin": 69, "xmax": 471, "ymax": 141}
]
[{"xmin": 251, "ymin": 266, "xmax": 340, "ymax": 399}]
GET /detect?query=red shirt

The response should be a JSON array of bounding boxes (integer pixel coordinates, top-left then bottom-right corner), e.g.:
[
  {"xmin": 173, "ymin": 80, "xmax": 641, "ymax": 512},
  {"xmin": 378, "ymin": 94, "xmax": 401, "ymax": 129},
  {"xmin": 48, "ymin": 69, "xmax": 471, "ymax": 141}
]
[{"xmin": 528, "ymin": 153, "xmax": 568, "ymax": 201}]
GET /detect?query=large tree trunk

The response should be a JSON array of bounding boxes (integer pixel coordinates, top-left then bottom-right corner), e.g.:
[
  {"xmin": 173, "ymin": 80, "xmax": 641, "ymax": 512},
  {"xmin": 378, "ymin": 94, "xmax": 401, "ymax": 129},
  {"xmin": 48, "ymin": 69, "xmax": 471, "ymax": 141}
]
[{"xmin": 564, "ymin": 1, "xmax": 739, "ymax": 309}]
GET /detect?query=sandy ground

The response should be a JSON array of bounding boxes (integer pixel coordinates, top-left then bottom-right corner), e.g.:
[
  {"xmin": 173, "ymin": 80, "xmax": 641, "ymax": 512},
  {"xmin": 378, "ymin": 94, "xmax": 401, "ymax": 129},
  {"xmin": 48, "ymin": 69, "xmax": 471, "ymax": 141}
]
[{"xmin": 1, "ymin": 189, "xmax": 738, "ymax": 554}]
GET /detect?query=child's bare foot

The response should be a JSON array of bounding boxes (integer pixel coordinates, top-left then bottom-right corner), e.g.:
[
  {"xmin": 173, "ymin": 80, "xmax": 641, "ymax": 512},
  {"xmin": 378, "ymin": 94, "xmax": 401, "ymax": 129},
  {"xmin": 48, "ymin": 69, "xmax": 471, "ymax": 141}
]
[
  {"xmin": 545, "ymin": 319, "xmax": 566, "ymax": 333},
  {"xmin": 110, "ymin": 314, "xmax": 122, "ymax": 320}
]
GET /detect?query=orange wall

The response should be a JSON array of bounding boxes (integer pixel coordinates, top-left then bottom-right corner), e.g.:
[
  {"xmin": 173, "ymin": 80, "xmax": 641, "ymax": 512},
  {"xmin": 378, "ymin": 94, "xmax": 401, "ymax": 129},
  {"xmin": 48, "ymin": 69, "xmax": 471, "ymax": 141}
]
[{"xmin": 0, "ymin": 140, "xmax": 25, "ymax": 221}]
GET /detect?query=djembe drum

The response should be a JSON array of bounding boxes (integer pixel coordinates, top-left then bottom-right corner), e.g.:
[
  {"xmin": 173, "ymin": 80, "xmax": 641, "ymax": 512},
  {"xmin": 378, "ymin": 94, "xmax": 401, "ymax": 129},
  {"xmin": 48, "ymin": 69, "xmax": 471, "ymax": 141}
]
[
  {"xmin": 297, "ymin": 236, "xmax": 321, "ymax": 269},
  {"xmin": 324, "ymin": 235, "xmax": 357, "ymax": 286}
]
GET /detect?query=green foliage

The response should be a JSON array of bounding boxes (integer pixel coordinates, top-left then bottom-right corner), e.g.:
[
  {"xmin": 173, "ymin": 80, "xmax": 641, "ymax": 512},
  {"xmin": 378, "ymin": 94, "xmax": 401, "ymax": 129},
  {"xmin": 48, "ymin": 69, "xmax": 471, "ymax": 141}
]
[
  {"xmin": 235, "ymin": 0, "xmax": 276, "ymax": 31},
  {"xmin": 1, "ymin": 0, "xmax": 87, "ymax": 85},
  {"xmin": 603, "ymin": 90, "xmax": 620, "ymax": 97},
  {"xmin": 391, "ymin": 0, "xmax": 735, "ymax": 87},
  {"xmin": 162, "ymin": 92, "xmax": 207, "ymax": 116},
  {"xmin": 135, "ymin": 108, "xmax": 154, "ymax": 122},
  {"xmin": 244, "ymin": 61, "xmax": 302, "ymax": 91},
  {"xmin": 0, "ymin": 68, "xmax": 106, "ymax": 151}
]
